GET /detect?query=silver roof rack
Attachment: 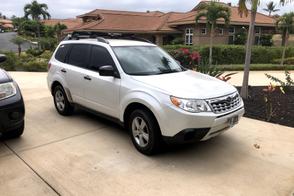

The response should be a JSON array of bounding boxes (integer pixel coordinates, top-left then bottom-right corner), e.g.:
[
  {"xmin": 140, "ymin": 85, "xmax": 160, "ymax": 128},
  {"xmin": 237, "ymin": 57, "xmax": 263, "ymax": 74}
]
[{"xmin": 64, "ymin": 31, "xmax": 152, "ymax": 44}]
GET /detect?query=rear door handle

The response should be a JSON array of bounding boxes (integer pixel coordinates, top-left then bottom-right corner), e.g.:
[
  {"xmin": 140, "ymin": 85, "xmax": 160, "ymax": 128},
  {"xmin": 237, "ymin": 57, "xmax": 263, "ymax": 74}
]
[
  {"xmin": 61, "ymin": 68, "xmax": 67, "ymax": 73},
  {"xmin": 84, "ymin": 75, "xmax": 92, "ymax": 81}
]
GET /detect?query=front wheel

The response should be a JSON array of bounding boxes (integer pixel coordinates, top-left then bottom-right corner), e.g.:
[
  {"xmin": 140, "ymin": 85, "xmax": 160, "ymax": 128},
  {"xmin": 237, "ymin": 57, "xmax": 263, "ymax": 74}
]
[{"xmin": 128, "ymin": 109, "xmax": 162, "ymax": 155}]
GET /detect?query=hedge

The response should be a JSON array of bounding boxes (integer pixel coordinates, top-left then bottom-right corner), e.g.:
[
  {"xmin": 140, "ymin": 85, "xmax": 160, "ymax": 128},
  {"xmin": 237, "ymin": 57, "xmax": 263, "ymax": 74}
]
[
  {"xmin": 163, "ymin": 45, "xmax": 294, "ymax": 64},
  {"xmin": 0, "ymin": 51, "xmax": 49, "ymax": 72}
]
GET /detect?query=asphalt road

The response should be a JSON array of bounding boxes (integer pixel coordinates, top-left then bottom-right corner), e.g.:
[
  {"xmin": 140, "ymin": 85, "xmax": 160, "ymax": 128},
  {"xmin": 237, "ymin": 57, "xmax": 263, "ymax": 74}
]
[
  {"xmin": 0, "ymin": 32, "xmax": 32, "ymax": 52},
  {"xmin": 0, "ymin": 72, "xmax": 293, "ymax": 196}
]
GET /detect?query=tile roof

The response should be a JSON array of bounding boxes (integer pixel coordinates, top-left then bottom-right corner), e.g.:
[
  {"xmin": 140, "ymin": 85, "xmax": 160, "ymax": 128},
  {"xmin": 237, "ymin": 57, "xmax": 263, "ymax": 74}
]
[
  {"xmin": 65, "ymin": 1, "xmax": 276, "ymax": 33},
  {"xmin": 168, "ymin": 5, "xmax": 275, "ymax": 27},
  {"xmin": 67, "ymin": 10, "xmax": 180, "ymax": 33},
  {"xmin": 42, "ymin": 18, "xmax": 83, "ymax": 29}
]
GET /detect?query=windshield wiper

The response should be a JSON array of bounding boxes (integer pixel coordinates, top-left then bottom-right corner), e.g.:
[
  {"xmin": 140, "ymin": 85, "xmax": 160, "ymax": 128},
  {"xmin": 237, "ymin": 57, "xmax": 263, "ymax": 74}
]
[{"xmin": 155, "ymin": 69, "xmax": 182, "ymax": 75}]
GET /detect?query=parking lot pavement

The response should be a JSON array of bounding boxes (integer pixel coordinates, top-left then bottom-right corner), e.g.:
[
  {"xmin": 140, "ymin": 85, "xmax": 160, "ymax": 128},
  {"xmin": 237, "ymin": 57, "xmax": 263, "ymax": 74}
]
[
  {"xmin": 227, "ymin": 70, "xmax": 294, "ymax": 87},
  {"xmin": 0, "ymin": 32, "xmax": 33, "ymax": 52},
  {"xmin": 0, "ymin": 72, "xmax": 294, "ymax": 196}
]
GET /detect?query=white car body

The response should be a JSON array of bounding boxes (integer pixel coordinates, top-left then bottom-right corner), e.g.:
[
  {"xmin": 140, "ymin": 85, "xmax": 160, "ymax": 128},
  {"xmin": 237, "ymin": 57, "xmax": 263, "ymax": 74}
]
[{"xmin": 47, "ymin": 38, "xmax": 244, "ymax": 147}]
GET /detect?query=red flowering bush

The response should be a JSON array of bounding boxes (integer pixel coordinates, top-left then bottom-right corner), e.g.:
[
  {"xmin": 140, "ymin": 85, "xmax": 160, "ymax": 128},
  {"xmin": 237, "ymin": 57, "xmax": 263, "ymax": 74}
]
[{"xmin": 171, "ymin": 48, "xmax": 200, "ymax": 69}]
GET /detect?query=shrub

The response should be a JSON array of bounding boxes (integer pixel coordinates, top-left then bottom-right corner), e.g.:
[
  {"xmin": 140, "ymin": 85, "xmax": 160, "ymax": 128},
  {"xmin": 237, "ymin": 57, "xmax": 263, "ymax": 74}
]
[
  {"xmin": 26, "ymin": 48, "xmax": 44, "ymax": 57},
  {"xmin": 164, "ymin": 45, "xmax": 294, "ymax": 64},
  {"xmin": 265, "ymin": 68, "xmax": 294, "ymax": 92},
  {"xmin": 21, "ymin": 59, "xmax": 48, "ymax": 72},
  {"xmin": 260, "ymin": 34, "xmax": 273, "ymax": 46},
  {"xmin": 234, "ymin": 29, "xmax": 247, "ymax": 45},
  {"xmin": 39, "ymin": 37, "xmax": 57, "ymax": 51},
  {"xmin": 170, "ymin": 37, "xmax": 184, "ymax": 45},
  {"xmin": 0, "ymin": 51, "xmax": 18, "ymax": 71},
  {"xmin": 170, "ymin": 48, "xmax": 200, "ymax": 69},
  {"xmin": 273, "ymin": 57, "xmax": 294, "ymax": 65}
]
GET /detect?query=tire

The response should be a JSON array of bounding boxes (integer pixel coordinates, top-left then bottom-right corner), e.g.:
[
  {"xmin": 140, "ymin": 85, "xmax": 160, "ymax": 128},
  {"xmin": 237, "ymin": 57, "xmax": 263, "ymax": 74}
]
[
  {"xmin": 53, "ymin": 85, "xmax": 74, "ymax": 116},
  {"xmin": 128, "ymin": 109, "xmax": 162, "ymax": 155},
  {"xmin": 2, "ymin": 121, "xmax": 24, "ymax": 139}
]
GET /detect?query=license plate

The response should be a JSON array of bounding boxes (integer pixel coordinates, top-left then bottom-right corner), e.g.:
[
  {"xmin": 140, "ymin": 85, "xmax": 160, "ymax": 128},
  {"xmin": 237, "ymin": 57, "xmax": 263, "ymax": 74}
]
[{"xmin": 227, "ymin": 116, "xmax": 239, "ymax": 127}]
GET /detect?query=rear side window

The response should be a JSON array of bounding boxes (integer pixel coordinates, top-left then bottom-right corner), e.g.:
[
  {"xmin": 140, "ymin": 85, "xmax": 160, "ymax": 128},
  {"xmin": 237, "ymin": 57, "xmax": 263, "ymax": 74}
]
[
  {"xmin": 67, "ymin": 44, "xmax": 91, "ymax": 68},
  {"xmin": 55, "ymin": 44, "xmax": 70, "ymax": 63},
  {"xmin": 89, "ymin": 45, "xmax": 115, "ymax": 70}
]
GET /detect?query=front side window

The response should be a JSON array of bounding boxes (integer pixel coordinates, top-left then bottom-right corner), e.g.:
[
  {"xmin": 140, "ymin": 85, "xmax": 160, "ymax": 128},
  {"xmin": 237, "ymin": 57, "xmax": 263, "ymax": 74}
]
[
  {"xmin": 113, "ymin": 46, "xmax": 185, "ymax": 76},
  {"xmin": 89, "ymin": 46, "xmax": 115, "ymax": 70},
  {"xmin": 185, "ymin": 28, "xmax": 193, "ymax": 45},
  {"xmin": 67, "ymin": 44, "xmax": 91, "ymax": 68}
]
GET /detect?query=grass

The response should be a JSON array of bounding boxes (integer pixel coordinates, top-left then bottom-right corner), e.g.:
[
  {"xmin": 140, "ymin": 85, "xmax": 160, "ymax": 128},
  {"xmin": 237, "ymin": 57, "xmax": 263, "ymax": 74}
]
[{"xmin": 219, "ymin": 64, "xmax": 294, "ymax": 71}]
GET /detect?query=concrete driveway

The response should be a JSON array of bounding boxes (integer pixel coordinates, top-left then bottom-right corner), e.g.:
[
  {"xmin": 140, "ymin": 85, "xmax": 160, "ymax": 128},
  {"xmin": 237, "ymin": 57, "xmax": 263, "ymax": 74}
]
[{"xmin": 0, "ymin": 72, "xmax": 294, "ymax": 196}]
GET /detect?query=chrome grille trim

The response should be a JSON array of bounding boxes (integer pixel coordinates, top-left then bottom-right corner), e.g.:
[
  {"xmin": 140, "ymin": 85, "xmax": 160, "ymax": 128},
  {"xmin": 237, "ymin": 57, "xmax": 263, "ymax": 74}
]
[{"xmin": 206, "ymin": 92, "xmax": 241, "ymax": 114}]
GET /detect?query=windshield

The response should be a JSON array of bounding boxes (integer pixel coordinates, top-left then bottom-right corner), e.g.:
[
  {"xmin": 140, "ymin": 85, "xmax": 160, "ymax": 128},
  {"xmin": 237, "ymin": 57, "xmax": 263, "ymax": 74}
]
[{"xmin": 113, "ymin": 46, "xmax": 185, "ymax": 75}]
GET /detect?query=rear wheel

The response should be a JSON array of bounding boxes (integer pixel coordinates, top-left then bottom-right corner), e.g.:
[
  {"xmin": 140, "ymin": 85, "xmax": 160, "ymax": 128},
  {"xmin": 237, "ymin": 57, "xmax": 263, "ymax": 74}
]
[
  {"xmin": 128, "ymin": 109, "xmax": 162, "ymax": 155},
  {"xmin": 53, "ymin": 85, "xmax": 74, "ymax": 116}
]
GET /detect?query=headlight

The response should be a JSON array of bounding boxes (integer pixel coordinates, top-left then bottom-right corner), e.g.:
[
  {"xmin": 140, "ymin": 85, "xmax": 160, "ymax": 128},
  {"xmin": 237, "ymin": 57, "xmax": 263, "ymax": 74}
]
[
  {"xmin": 170, "ymin": 96, "xmax": 211, "ymax": 113},
  {"xmin": 0, "ymin": 82, "xmax": 17, "ymax": 100}
]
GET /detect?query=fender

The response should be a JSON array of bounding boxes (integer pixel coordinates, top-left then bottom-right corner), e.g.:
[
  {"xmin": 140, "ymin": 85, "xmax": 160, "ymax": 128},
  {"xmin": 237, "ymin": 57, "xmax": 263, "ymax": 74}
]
[
  {"xmin": 49, "ymin": 72, "xmax": 73, "ymax": 103},
  {"xmin": 120, "ymin": 90, "xmax": 168, "ymax": 133}
]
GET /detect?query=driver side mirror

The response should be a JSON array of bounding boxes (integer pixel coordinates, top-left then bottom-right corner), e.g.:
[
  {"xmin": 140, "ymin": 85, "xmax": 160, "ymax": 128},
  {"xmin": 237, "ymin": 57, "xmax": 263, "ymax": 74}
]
[
  {"xmin": 99, "ymin": 65, "xmax": 119, "ymax": 78},
  {"xmin": 0, "ymin": 54, "xmax": 7, "ymax": 63}
]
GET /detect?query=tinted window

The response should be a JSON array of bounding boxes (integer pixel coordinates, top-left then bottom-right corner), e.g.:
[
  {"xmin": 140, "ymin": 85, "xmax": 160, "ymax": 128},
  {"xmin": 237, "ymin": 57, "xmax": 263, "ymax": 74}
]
[
  {"xmin": 67, "ymin": 44, "xmax": 91, "ymax": 68},
  {"xmin": 89, "ymin": 46, "xmax": 115, "ymax": 70},
  {"xmin": 55, "ymin": 44, "xmax": 70, "ymax": 63}
]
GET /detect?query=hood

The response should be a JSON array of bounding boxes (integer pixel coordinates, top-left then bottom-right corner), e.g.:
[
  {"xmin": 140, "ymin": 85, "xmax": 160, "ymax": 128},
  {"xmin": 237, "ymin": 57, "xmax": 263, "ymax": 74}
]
[
  {"xmin": 131, "ymin": 70, "xmax": 237, "ymax": 99},
  {"xmin": 0, "ymin": 69, "xmax": 12, "ymax": 84}
]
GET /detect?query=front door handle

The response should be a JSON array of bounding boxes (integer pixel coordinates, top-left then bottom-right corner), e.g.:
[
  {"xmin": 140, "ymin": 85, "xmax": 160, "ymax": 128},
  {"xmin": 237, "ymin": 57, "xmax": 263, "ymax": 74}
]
[
  {"xmin": 84, "ymin": 75, "xmax": 92, "ymax": 81},
  {"xmin": 61, "ymin": 68, "xmax": 67, "ymax": 73}
]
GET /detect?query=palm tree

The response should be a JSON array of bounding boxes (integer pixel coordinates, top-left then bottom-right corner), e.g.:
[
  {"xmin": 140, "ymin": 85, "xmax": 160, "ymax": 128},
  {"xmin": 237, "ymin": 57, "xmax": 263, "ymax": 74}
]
[
  {"xmin": 263, "ymin": 1, "xmax": 280, "ymax": 16},
  {"xmin": 11, "ymin": 36, "xmax": 25, "ymax": 56},
  {"xmin": 238, "ymin": 0, "xmax": 292, "ymax": 99},
  {"xmin": 195, "ymin": 1, "xmax": 231, "ymax": 65},
  {"xmin": 276, "ymin": 12, "xmax": 294, "ymax": 66},
  {"xmin": 24, "ymin": 0, "xmax": 50, "ymax": 39}
]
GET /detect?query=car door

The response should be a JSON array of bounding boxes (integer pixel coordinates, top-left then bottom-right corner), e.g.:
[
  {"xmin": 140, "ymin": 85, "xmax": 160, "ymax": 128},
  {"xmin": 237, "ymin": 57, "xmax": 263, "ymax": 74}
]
[
  {"xmin": 81, "ymin": 45, "xmax": 120, "ymax": 118},
  {"xmin": 63, "ymin": 44, "xmax": 91, "ymax": 105}
]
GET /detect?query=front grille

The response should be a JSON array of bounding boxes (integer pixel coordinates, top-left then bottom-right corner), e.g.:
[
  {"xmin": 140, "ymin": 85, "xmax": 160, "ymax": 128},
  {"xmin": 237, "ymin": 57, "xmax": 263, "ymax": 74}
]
[{"xmin": 206, "ymin": 92, "xmax": 241, "ymax": 114}]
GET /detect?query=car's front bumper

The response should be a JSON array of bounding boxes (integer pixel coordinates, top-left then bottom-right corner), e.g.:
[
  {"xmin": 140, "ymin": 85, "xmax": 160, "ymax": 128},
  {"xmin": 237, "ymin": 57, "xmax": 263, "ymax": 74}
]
[
  {"xmin": 160, "ymin": 104, "xmax": 245, "ymax": 143},
  {"xmin": 0, "ymin": 89, "xmax": 25, "ymax": 135}
]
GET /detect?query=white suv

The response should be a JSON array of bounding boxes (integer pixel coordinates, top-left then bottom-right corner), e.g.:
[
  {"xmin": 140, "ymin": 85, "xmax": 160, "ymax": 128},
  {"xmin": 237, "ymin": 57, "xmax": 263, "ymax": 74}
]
[{"xmin": 47, "ymin": 36, "xmax": 244, "ymax": 155}]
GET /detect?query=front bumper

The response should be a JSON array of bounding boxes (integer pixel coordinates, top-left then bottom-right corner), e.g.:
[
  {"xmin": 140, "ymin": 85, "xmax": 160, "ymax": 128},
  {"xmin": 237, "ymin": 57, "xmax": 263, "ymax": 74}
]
[
  {"xmin": 160, "ymin": 104, "xmax": 244, "ymax": 143},
  {"xmin": 0, "ymin": 89, "xmax": 25, "ymax": 135}
]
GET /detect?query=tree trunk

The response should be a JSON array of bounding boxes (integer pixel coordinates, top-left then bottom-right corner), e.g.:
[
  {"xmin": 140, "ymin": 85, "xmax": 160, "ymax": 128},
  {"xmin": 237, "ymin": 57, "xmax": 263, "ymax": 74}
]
[
  {"xmin": 280, "ymin": 28, "xmax": 288, "ymax": 66},
  {"xmin": 18, "ymin": 45, "xmax": 21, "ymax": 57},
  {"xmin": 240, "ymin": 10, "xmax": 257, "ymax": 99},
  {"xmin": 281, "ymin": 29, "xmax": 286, "ymax": 46},
  {"xmin": 37, "ymin": 21, "xmax": 41, "ymax": 50},
  {"xmin": 209, "ymin": 24, "xmax": 214, "ymax": 65}
]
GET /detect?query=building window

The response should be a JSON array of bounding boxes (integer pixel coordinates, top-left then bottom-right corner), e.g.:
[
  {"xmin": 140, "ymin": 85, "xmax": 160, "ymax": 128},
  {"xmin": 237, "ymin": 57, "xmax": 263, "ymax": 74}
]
[
  {"xmin": 255, "ymin": 27, "xmax": 261, "ymax": 34},
  {"xmin": 217, "ymin": 28, "xmax": 224, "ymax": 35},
  {"xmin": 185, "ymin": 28, "xmax": 193, "ymax": 45},
  {"xmin": 228, "ymin": 27, "xmax": 235, "ymax": 34},
  {"xmin": 255, "ymin": 27, "xmax": 261, "ymax": 45},
  {"xmin": 201, "ymin": 28, "xmax": 207, "ymax": 35},
  {"xmin": 228, "ymin": 35, "xmax": 235, "ymax": 44}
]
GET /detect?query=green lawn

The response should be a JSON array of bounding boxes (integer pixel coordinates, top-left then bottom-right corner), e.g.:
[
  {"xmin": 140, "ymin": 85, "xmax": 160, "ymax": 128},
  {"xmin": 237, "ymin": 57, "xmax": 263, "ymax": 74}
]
[{"xmin": 219, "ymin": 64, "xmax": 294, "ymax": 71}]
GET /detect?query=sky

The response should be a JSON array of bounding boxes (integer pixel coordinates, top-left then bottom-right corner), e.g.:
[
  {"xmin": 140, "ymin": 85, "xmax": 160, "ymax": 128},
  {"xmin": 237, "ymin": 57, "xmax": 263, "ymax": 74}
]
[{"xmin": 0, "ymin": 0, "xmax": 293, "ymax": 19}]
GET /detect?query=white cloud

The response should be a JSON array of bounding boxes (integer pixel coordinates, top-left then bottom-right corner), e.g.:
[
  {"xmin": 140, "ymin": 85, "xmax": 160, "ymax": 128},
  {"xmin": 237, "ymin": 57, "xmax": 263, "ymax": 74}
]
[{"xmin": 0, "ymin": 0, "xmax": 293, "ymax": 19}]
